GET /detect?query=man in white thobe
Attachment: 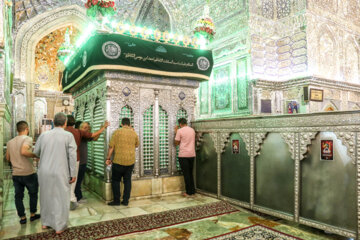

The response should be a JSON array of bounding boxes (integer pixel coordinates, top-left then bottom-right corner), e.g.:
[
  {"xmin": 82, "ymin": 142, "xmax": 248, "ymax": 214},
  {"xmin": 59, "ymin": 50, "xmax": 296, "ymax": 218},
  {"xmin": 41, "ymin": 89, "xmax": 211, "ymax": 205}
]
[{"xmin": 34, "ymin": 112, "xmax": 77, "ymax": 234}]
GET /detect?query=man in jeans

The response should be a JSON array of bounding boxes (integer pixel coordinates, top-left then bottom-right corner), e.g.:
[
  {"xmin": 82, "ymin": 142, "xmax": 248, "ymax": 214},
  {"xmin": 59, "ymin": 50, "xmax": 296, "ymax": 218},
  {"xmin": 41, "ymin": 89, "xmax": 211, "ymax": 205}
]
[
  {"xmin": 75, "ymin": 121, "xmax": 100, "ymax": 203},
  {"xmin": 174, "ymin": 118, "xmax": 196, "ymax": 197},
  {"xmin": 106, "ymin": 118, "xmax": 139, "ymax": 206},
  {"xmin": 65, "ymin": 115, "xmax": 109, "ymax": 210},
  {"xmin": 6, "ymin": 121, "xmax": 40, "ymax": 224}
]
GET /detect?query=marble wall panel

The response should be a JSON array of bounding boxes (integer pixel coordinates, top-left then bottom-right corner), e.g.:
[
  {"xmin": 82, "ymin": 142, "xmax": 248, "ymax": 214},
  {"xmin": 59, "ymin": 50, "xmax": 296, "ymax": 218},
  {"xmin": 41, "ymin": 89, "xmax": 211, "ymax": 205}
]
[{"xmin": 0, "ymin": 1, "xmax": 3, "ymax": 47}]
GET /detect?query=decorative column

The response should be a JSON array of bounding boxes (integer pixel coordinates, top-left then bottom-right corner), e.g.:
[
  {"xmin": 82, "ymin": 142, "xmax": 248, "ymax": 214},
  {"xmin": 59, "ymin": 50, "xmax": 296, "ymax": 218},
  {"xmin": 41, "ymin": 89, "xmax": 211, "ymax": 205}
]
[
  {"xmin": 153, "ymin": 89, "xmax": 160, "ymax": 177},
  {"xmin": 0, "ymin": 0, "xmax": 5, "ymax": 225},
  {"xmin": 209, "ymin": 132, "xmax": 220, "ymax": 197},
  {"xmin": 209, "ymin": 132, "xmax": 229, "ymax": 198},
  {"xmin": 293, "ymin": 133, "xmax": 300, "ymax": 222},
  {"xmin": 26, "ymin": 81, "xmax": 35, "ymax": 137},
  {"xmin": 356, "ymin": 132, "xmax": 360, "ymax": 240},
  {"xmin": 105, "ymin": 89, "xmax": 111, "ymax": 183},
  {"xmin": 251, "ymin": 132, "xmax": 267, "ymax": 209},
  {"xmin": 297, "ymin": 132, "xmax": 317, "ymax": 221},
  {"xmin": 0, "ymin": 104, "xmax": 4, "ymax": 226},
  {"xmin": 249, "ymin": 133, "xmax": 255, "ymax": 209}
]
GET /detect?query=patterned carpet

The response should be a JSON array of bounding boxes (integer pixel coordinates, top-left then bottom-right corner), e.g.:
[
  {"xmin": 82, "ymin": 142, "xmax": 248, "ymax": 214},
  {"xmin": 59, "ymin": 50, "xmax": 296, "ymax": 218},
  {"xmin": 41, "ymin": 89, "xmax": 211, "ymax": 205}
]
[
  {"xmin": 208, "ymin": 225, "xmax": 303, "ymax": 240},
  {"xmin": 7, "ymin": 201, "xmax": 238, "ymax": 240}
]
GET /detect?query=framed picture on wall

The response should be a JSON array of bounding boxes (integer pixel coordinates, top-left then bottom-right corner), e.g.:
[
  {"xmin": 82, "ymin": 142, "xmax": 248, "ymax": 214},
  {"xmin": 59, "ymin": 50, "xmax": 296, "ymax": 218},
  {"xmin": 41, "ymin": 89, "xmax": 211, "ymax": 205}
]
[
  {"xmin": 321, "ymin": 140, "xmax": 333, "ymax": 160},
  {"xmin": 285, "ymin": 101, "xmax": 299, "ymax": 114},
  {"xmin": 232, "ymin": 140, "xmax": 239, "ymax": 154},
  {"xmin": 310, "ymin": 89, "xmax": 324, "ymax": 102}
]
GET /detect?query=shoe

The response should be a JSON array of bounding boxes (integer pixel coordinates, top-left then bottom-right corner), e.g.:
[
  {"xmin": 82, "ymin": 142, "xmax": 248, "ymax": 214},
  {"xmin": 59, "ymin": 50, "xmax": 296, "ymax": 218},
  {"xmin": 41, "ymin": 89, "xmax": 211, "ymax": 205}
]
[
  {"xmin": 30, "ymin": 214, "xmax": 40, "ymax": 221},
  {"xmin": 19, "ymin": 218, "xmax": 27, "ymax": 224},
  {"xmin": 78, "ymin": 199, "xmax": 87, "ymax": 204},
  {"xmin": 108, "ymin": 201, "xmax": 120, "ymax": 206},
  {"xmin": 56, "ymin": 230, "xmax": 65, "ymax": 234},
  {"xmin": 70, "ymin": 201, "xmax": 78, "ymax": 210},
  {"xmin": 121, "ymin": 201, "xmax": 128, "ymax": 206}
]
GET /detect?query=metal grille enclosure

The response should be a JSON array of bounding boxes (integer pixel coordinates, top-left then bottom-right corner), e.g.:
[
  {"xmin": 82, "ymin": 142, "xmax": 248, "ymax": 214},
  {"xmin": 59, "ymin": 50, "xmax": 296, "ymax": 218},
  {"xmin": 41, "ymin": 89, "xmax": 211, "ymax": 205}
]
[
  {"xmin": 93, "ymin": 100, "xmax": 106, "ymax": 177},
  {"xmin": 159, "ymin": 106, "xmax": 169, "ymax": 173},
  {"xmin": 119, "ymin": 105, "xmax": 134, "ymax": 127},
  {"xmin": 143, "ymin": 105, "xmax": 154, "ymax": 174},
  {"xmin": 83, "ymin": 105, "xmax": 93, "ymax": 172},
  {"xmin": 75, "ymin": 107, "xmax": 83, "ymax": 121}
]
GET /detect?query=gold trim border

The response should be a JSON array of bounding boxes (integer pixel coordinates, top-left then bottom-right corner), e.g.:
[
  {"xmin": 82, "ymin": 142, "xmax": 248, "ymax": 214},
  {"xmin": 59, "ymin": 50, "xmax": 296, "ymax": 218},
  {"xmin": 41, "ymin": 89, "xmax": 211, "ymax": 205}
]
[{"xmin": 63, "ymin": 64, "xmax": 210, "ymax": 92}]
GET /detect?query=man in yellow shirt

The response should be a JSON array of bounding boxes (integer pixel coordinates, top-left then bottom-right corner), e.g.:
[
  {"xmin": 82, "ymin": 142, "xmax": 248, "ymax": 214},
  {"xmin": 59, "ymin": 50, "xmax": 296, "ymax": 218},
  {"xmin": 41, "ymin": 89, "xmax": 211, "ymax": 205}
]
[{"xmin": 106, "ymin": 118, "xmax": 139, "ymax": 206}]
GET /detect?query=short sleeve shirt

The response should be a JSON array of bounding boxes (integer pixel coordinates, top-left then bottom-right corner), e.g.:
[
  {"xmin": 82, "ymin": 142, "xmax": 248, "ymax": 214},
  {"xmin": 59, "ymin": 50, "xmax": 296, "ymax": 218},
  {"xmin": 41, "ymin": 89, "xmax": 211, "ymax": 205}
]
[
  {"xmin": 65, "ymin": 126, "xmax": 92, "ymax": 161},
  {"xmin": 79, "ymin": 138, "xmax": 92, "ymax": 165},
  {"xmin": 175, "ymin": 126, "xmax": 196, "ymax": 158},
  {"xmin": 109, "ymin": 127, "xmax": 139, "ymax": 166},
  {"xmin": 7, "ymin": 135, "xmax": 35, "ymax": 176}
]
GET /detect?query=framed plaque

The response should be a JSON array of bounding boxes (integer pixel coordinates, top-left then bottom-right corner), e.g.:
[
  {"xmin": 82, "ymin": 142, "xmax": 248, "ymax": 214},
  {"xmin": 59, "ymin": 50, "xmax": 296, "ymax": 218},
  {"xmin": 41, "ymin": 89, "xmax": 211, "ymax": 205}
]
[
  {"xmin": 321, "ymin": 140, "xmax": 333, "ymax": 160},
  {"xmin": 310, "ymin": 89, "xmax": 323, "ymax": 102},
  {"xmin": 232, "ymin": 140, "xmax": 239, "ymax": 154}
]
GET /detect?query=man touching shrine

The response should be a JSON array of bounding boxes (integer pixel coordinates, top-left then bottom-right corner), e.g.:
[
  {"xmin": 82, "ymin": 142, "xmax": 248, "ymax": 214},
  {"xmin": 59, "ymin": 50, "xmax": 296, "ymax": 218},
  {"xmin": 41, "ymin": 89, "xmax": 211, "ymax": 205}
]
[
  {"xmin": 65, "ymin": 115, "xmax": 109, "ymax": 210},
  {"xmin": 106, "ymin": 118, "xmax": 139, "ymax": 206},
  {"xmin": 174, "ymin": 118, "xmax": 196, "ymax": 197}
]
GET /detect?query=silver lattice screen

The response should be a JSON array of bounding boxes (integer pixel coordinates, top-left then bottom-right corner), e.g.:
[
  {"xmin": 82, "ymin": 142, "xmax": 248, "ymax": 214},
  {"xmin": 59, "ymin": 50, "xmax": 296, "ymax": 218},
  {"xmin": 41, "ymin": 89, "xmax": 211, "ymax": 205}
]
[
  {"xmin": 143, "ymin": 105, "xmax": 154, "ymax": 174},
  {"xmin": 84, "ymin": 105, "xmax": 93, "ymax": 172},
  {"xmin": 119, "ymin": 105, "xmax": 134, "ymax": 127},
  {"xmin": 159, "ymin": 106, "xmax": 169, "ymax": 173},
  {"xmin": 92, "ymin": 100, "xmax": 105, "ymax": 177}
]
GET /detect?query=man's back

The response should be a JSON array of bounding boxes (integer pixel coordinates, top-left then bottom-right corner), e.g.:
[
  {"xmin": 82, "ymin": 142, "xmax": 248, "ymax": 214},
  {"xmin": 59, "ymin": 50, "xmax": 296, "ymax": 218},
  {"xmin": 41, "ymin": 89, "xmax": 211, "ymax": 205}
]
[
  {"xmin": 65, "ymin": 126, "xmax": 92, "ymax": 161},
  {"xmin": 7, "ymin": 135, "xmax": 34, "ymax": 176},
  {"xmin": 176, "ymin": 126, "xmax": 196, "ymax": 158},
  {"xmin": 109, "ymin": 127, "xmax": 139, "ymax": 166},
  {"xmin": 35, "ymin": 128, "xmax": 76, "ymax": 177}
]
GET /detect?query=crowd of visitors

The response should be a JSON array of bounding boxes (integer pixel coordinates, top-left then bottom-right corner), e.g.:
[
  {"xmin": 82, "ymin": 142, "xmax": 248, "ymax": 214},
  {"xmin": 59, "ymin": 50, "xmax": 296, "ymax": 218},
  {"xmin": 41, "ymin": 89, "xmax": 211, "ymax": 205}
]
[{"xmin": 6, "ymin": 113, "xmax": 195, "ymax": 234}]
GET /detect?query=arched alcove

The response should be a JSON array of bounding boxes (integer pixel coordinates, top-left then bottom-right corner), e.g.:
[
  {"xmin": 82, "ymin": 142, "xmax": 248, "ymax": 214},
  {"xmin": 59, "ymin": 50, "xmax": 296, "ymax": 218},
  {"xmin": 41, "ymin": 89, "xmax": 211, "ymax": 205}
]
[
  {"xmin": 135, "ymin": 0, "xmax": 172, "ymax": 32},
  {"xmin": 301, "ymin": 132, "xmax": 356, "ymax": 231},
  {"xmin": 196, "ymin": 133, "xmax": 218, "ymax": 195},
  {"xmin": 14, "ymin": 5, "xmax": 88, "ymax": 81},
  {"xmin": 221, "ymin": 133, "xmax": 250, "ymax": 203},
  {"xmin": 255, "ymin": 132, "xmax": 294, "ymax": 214},
  {"xmin": 159, "ymin": 105, "xmax": 169, "ymax": 173},
  {"xmin": 344, "ymin": 37, "xmax": 360, "ymax": 84},
  {"xmin": 34, "ymin": 25, "xmax": 81, "ymax": 91},
  {"xmin": 119, "ymin": 105, "xmax": 134, "ymax": 127},
  {"xmin": 34, "ymin": 98, "xmax": 47, "ymax": 135},
  {"xmin": 13, "ymin": 5, "xmax": 88, "ymax": 133},
  {"xmin": 323, "ymin": 102, "xmax": 338, "ymax": 112},
  {"xmin": 93, "ymin": 98, "xmax": 106, "ymax": 177},
  {"xmin": 317, "ymin": 25, "xmax": 337, "ymax": 79}
]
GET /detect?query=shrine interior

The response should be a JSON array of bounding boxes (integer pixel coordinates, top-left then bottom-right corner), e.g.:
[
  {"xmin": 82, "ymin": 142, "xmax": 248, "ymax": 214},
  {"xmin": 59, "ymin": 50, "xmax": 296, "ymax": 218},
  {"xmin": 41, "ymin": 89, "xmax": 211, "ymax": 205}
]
[{"xmin": 0, "ymin": 0, "xmax": 360, "ymax": 239}]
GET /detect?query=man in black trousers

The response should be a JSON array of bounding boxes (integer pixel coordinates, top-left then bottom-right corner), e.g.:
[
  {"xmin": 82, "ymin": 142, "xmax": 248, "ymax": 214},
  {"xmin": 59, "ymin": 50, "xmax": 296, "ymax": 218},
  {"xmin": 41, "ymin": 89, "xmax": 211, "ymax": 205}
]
[
  {"xmin": 174, "ymin": 118, "xmax": 196, "ymax": 197},
  {"xmin": 106, "ymin": 118, "xmax": 139, "ymax": 206}
]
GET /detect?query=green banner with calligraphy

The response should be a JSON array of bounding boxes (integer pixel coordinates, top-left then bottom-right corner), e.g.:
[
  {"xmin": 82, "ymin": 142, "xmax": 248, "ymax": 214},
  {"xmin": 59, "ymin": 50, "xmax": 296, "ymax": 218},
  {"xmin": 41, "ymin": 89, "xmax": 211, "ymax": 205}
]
[{"xmin": 62, "ymin": 32, "xmax": 213, "ymax": 93}]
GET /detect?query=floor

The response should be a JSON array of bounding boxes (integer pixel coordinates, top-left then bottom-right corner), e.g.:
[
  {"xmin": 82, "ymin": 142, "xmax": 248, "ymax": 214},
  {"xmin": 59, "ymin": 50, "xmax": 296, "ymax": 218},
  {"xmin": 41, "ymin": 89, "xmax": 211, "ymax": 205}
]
[{"xmin": 0, "ymin": 182, "xmax": 351, "ymax": 240}]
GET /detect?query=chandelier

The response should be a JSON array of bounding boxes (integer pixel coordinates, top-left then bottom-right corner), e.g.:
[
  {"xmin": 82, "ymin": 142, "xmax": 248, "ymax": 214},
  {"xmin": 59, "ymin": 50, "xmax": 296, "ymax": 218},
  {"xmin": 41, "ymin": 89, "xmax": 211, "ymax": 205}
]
[
  {"xmin": 57, "ymin": 28, "xmax": 75, "ymax": 63},
  {"xmin": 193, "ymin": 4, "xmax": 216, "ymax": 45}
]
